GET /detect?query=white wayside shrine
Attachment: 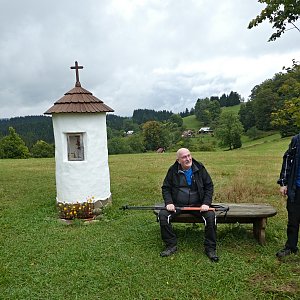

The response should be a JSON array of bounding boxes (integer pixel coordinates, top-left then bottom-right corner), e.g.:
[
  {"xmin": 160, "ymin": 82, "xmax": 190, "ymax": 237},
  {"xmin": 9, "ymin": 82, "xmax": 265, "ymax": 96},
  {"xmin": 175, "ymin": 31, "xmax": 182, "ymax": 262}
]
[{"xmin": 45, "ymin": 61, "xmax": 114, "ymax": 211}]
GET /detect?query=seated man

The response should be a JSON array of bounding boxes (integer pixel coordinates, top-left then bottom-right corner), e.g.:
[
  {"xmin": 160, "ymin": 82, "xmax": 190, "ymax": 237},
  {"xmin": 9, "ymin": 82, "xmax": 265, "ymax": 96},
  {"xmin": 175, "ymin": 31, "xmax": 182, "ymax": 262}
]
[{"xmin": 158, "ymin": 148, "xmax": 218, "ymax": 262}]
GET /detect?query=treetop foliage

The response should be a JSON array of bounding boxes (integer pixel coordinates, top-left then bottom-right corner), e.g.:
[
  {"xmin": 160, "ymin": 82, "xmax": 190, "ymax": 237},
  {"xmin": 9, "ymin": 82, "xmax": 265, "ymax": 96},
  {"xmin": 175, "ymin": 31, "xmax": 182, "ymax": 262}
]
[
  {"xmin": 194, "ymin": 91, "xmax": 241, "ymax": 126},
  {"xmin": 239, "ymin": 60, "xmax": 300, "ymax": 137},
  {"xmin": 132, "ymin": 109, "xmax": 173, "ymax": 124},
  {"xmin": 248, "ymin": 0, "xmax": 300, "ymax": 41}
]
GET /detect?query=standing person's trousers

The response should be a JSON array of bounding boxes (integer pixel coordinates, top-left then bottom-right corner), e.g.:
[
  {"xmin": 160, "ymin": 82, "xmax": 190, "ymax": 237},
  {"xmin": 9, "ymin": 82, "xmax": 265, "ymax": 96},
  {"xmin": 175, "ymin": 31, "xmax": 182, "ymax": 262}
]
[{"xmin": 286, "ymin": 188, "xmax": 300, "ymax": 251}]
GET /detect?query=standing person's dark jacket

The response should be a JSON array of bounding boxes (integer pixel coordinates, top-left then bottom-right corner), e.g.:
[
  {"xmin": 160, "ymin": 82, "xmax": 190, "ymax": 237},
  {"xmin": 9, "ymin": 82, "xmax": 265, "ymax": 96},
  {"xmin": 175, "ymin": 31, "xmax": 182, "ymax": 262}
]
[
  {"xmin": 162, "ymin": 158, "xmax": 214, "ymax": 207},
  {"xmin": 276, "ymin": 133, "xmax": 300, "ymax": 258},
  {"xmin": 277, "ymin": 134, "xmax": 300, "ymax": 203}
]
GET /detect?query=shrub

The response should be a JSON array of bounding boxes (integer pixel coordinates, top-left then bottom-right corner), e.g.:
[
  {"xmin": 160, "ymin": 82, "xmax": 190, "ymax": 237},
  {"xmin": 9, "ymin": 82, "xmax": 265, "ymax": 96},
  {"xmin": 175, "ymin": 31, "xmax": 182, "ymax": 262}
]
[
  {"xmin": 31, "ymin": 140, "xmax": 54, "ymax": 158},
  {"xmin": 0, "ymin": 127, "xmax": 30, "ymax": 159},
  {"xmin": 108, "ymin": 137, "xmax": 133, "ymax": 154}
]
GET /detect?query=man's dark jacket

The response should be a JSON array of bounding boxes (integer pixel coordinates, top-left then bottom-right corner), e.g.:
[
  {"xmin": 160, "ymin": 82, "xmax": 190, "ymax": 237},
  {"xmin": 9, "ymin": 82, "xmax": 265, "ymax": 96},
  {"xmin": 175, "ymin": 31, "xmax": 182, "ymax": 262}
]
[
  {"xmin": 278, "ymin": 133, "xmax": 300, "ymax": 202},
  {"xmin": 162, "ymin": 158, "xmax": 214, "ymax": 207}
]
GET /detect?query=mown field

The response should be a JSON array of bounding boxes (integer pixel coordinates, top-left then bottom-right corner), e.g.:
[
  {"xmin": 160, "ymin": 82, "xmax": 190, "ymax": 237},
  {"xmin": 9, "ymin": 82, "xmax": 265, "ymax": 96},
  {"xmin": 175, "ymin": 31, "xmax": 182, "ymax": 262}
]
[{"xmin": 1, "ymin": 136, "xmax": 300, "ymax": 299}]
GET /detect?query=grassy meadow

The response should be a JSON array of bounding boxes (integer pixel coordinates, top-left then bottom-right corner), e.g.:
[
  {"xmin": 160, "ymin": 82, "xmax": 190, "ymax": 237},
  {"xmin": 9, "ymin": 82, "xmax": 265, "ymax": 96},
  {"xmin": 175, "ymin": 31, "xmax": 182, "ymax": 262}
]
[
  {"xmin": 182, "ymin": 104, "xmax": 241, "ymax": 131},
  {"xmin": 182, "ymin": 115, "xmax": 202, "ymax": 130},
  {"xmin": 1, "ymin": 136, "xmax": 300, "ymax": 299}
]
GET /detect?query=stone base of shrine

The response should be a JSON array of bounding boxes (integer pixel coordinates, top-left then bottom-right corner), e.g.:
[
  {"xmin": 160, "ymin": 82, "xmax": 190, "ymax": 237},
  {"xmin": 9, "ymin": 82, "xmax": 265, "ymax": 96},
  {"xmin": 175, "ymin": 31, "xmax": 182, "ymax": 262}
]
[{"xmin": 94, "ymin": 194, "xmax": 112, "ymax": 209}]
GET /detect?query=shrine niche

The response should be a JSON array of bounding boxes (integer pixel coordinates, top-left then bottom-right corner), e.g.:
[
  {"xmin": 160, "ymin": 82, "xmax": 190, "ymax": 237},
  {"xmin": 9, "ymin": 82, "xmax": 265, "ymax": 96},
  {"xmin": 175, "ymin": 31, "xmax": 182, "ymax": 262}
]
[{"xmin": 67, "ymin": 133, "xmax": 84, "ymax": 161}]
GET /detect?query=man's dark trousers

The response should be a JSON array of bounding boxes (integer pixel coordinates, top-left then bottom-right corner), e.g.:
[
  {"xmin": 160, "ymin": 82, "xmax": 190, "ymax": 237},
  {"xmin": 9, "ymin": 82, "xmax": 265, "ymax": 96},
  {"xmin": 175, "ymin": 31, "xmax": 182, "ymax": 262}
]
[{"xmin": 158, "ymin": 209, "xmax": 217, "ymax": 250}]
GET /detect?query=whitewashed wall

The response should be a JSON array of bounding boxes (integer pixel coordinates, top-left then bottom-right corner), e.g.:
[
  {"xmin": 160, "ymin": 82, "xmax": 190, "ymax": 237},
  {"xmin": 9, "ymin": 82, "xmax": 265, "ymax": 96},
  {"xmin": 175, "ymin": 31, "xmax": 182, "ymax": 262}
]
[{"xmin": 52, "ymin": 113, "xmax": 111, "ymax": 203}]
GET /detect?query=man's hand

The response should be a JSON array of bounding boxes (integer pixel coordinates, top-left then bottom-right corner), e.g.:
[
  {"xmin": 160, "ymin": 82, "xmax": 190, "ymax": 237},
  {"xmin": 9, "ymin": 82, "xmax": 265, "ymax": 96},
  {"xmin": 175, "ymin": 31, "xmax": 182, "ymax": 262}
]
[
  {"xmin": 200, "ymin": 204, "xmax": 209, "ymax": 211},
  {"xmin": 166, "ymin": 204, "xmax": 176, "ymax": 212},
  {"xmin": 280, "ymin": 186, "xmax": 287, "ymax": 196}
]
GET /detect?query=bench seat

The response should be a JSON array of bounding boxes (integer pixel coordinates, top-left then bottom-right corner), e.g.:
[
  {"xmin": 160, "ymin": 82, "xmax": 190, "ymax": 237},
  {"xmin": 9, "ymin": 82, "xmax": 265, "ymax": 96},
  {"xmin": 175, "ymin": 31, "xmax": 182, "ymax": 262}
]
[{"xmin": 154, "ymin": 203, "xmax": 277, "ymax": 245}]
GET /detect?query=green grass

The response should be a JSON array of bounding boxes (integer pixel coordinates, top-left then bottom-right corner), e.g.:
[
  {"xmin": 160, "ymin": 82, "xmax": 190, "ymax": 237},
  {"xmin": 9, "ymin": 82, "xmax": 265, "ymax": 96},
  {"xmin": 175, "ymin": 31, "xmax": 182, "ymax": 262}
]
[
  {"xmin": 182, "ymin": 115, "xmax": 202, "ymax": 130},
  {"xmin": 1, "ymin": 137, "xmax": 300, "ymax": 299},
  {"xmin": 221, "ymin": 104, "xmax": 241, "ymax": 115},
  {"xmin": 242, "ymin": 132, "xmax": 282, "ymax": 148}
]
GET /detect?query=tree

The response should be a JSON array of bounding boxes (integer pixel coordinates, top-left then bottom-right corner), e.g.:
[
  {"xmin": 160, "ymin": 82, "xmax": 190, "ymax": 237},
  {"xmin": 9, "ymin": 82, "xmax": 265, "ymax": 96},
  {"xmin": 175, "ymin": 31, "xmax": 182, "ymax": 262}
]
[
  {"xmin": 169, "ymin": 114, "xmax": 183, "ymax": 127},
  {"xmin": 249, "ymin": 88, "xmax": 277, "ymax": 130},
  {"xmin": 271, "ymin": 97, "xmax": 300, "ymax": 136},
  {"xmin": 142, "ymin": 121, "xmax": 170, "ymax": 151},
  {"xmin": 208, "ymin": 100, "xmax": 221, "ymax": 122},
  {"xmin": 127, "ymin": 134, "xmax": 146, "ymax": 153},
  {"xmin": 227, "ymin": 91, "xmax": 241, "ymax": 106},
  {"xmin": 195, "ymin": 98, "xmax": 211, "ymax": 125},
  {"xmin": 250, "ymin": 80, "xmax": 281, "ymax": 130},
  {"xmin": 215, "ymin": 112, "xmax": 244, "ymax": 150},
  {"xmin": 260, "ymin": 60, "xmax": 300, "ymax": 136},
  {"xmin": 239, "ymin": 101, "xmax": 256, "ymax": 131},
  {"xmin": 210, "ymin": 96, "xmax": 219, "ymax": 102},
  {"xmin": 194, "ymin": 98, "xmax": 221, "ymax": 126},
  {"xmin": 0, "ymin": 127, "xmax": 30, "ymax": 158},
  {"xmin": 179, "ymin": 108, "xmax": 190, "ymax": 118},
  {"xmin": 219, "ymin": 93, "xmax": 228, "ymax": 107},
  {"xmin": 122, "ymin": 118, "xmax": 140, "ymax": 133},
  {"xmin": 248, "ymin": 0, "xmax": 300, "ymax": 41},
  {"xmin": 31, "ymin": 140, "xmax": 54, "ymax": 158},
  {"xmin": 132, "ymin": 109, "xmax": 173, "ymax": 124},
  {"xmin": 106, "ymin": 114, "xmax": 127, "ymax": 131}
]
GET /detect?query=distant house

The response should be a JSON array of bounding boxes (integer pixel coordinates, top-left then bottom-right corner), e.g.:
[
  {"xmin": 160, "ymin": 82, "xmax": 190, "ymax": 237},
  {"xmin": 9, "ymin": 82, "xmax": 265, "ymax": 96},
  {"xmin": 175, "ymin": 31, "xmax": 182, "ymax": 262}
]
[
  {"xmin": 126, "ymin": 130, "xmax": 134, "ymax": 135},
  {"xmin": 198, "ymin": 127, "xmax": 213, "ymax": 134}
]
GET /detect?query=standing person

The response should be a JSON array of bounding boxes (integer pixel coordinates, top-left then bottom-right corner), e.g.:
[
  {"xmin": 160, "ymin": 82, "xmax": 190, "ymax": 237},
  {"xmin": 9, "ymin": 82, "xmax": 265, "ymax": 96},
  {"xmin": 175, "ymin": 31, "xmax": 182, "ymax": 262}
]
[
  {"xmin": 158, "ymin": 148, "xmax": 218, "ymax": 262},
  {"xmin": 277, "ymin": 134, "xmax": 300, "ymax": 258}
]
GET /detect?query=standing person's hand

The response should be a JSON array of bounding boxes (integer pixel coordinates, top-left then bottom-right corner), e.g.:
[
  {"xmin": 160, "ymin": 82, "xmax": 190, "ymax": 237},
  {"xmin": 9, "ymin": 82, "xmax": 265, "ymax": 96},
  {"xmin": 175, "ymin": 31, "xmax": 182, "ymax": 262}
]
[{"xmin": 280, "ymin": 186, "xmax": 287, "ymax": 196}]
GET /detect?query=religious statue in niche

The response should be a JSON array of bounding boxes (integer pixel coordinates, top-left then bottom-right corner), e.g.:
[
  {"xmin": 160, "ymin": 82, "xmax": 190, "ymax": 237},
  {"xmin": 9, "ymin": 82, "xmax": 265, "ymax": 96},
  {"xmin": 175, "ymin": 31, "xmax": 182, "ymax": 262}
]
[{"xmin": 67, "ymin": 133, "xmax": 84, "ymax": 161}]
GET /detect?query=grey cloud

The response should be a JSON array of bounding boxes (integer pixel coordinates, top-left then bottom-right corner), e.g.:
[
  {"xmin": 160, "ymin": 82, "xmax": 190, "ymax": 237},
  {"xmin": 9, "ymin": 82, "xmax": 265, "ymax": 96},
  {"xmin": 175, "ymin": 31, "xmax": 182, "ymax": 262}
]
[{"xmin": 0, "ymin": 0, "xmax": 299, "ymax": 118}]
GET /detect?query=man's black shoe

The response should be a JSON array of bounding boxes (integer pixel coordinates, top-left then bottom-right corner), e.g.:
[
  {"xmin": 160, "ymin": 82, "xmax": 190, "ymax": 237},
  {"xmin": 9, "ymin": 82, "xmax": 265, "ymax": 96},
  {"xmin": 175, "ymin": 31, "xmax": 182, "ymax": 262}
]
[
  {"xmin": 276, "ymin": 247, "xmax": 298, "ymax": 258},
  {"xmin": 160, "ymin": 246, "xmax": 177, "ymax": 257},
  {"xmin": 205, "ymin": 249, "xmax": 219, "ymax": 262}
]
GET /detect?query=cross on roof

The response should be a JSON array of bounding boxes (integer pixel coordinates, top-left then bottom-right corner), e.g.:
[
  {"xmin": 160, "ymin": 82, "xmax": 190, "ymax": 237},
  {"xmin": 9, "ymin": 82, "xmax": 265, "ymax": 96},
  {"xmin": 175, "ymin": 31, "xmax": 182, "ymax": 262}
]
[{"xmin": 70, "ymin": 61, "xmax": 83, "ymax": 87}]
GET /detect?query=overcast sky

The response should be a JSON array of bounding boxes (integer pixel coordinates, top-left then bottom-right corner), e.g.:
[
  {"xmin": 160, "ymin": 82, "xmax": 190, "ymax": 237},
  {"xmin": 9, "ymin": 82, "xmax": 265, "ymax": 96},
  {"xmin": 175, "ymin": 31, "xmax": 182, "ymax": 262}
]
[{"xmin": 1, "ymin": 0, "xmax": 299, "ymax": 118}]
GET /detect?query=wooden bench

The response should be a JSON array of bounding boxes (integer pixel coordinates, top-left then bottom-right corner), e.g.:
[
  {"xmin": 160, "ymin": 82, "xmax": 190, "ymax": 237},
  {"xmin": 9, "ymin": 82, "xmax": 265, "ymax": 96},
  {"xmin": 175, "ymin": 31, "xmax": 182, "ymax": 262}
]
[{"xmin": 154, "ymin": 203, "xmax": 277, "ymax": 245}]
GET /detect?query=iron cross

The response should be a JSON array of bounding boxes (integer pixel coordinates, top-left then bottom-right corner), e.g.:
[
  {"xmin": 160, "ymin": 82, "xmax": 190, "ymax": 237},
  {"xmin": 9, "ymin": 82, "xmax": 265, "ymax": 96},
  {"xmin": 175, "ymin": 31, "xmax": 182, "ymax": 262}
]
[{"xmin": 70, "ymin": 61, "xmax": 83, "ymax": 87}]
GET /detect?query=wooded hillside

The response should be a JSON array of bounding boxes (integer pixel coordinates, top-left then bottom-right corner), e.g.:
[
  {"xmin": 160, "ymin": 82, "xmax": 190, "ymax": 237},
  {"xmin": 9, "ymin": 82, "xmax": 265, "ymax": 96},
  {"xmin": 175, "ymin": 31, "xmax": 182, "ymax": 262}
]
[{"xmin": 0, "ymin": 116, "xmax": 54, "ymax": 148}]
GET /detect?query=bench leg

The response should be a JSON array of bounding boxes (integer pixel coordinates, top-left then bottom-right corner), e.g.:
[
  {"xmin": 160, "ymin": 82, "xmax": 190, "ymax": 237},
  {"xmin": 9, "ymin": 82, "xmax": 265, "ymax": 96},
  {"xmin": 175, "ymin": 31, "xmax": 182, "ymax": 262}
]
[{"xmin": 253, "ymin": 218, "xmax": 267, "ymax": 245}]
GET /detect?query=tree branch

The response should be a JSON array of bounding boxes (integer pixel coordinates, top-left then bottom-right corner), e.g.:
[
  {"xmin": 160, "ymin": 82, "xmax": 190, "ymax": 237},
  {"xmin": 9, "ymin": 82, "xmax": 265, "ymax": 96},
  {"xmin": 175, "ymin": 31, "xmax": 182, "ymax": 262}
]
[{"xmin": 291, "ymin": 22, "xmax": 300, "ymax": 33}]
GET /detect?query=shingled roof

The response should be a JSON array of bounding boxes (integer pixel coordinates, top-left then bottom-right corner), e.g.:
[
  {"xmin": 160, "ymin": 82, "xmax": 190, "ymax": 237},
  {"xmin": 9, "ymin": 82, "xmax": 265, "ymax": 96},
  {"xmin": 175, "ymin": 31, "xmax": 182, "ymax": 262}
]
[{"xmin": 44, "ymin": 61, "xmax": 114, "ymax": 114}]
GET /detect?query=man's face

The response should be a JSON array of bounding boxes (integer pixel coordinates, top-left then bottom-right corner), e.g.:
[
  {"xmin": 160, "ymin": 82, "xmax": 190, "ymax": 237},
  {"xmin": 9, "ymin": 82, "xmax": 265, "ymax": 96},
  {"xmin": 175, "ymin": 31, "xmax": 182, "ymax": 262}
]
[{"xmin": 177, "ymin": 149, "xmax": 192, "ymax": 170}]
